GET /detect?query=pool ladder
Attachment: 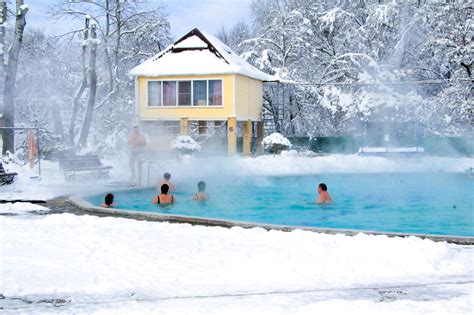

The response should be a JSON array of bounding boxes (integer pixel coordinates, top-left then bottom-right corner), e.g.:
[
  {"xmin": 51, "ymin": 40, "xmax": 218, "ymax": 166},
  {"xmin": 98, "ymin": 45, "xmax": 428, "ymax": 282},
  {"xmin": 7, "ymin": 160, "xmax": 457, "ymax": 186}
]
[{"xmin": 139, "ymin": 161, "xmax": 164, "ymax": 186}]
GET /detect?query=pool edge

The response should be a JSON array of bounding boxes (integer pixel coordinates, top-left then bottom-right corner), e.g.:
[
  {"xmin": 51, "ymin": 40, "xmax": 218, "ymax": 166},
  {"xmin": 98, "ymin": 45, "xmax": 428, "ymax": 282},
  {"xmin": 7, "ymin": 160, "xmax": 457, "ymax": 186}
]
[{"xmin": 68, "ymin": 194, "xmax": 474, "ymax": 246}]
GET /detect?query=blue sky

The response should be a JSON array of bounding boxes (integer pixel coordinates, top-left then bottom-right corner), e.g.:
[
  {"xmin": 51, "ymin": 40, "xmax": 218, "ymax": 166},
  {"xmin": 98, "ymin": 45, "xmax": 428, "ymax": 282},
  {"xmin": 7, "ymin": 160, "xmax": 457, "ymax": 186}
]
[{"xmin": 23, "ymin": 0, "xmax": 252, "ymax": 38}]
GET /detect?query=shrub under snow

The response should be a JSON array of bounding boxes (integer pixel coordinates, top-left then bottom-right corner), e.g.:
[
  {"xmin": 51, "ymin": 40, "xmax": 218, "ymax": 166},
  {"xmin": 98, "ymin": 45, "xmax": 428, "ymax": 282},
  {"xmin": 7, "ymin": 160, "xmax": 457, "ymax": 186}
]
[
  {"xmin": 263, "ymin": 133, "xmax": 292, "ymax": 154},
  {"xmin": 171, "ymin": 135, "xmax": 201, "ymax": 155}
]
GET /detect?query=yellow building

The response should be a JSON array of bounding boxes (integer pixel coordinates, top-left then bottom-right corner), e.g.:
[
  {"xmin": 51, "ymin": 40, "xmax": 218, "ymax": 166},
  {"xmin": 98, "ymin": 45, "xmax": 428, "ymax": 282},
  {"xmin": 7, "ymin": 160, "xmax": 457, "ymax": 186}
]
[{"xmin": 129, "ymin": 28, "xmax": 277, "ymax": 155}]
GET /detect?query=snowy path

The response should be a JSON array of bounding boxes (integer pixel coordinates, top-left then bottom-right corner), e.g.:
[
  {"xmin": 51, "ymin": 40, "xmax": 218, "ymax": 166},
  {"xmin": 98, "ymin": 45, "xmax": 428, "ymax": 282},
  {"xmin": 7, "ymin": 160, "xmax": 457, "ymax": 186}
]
[
  {"xmin": 2, "ymin": 281, "xmax": 472, "ymax": 314},
  {"xmin": 1, "ymin": 213, "xmax": 473, "ymax": 314}
]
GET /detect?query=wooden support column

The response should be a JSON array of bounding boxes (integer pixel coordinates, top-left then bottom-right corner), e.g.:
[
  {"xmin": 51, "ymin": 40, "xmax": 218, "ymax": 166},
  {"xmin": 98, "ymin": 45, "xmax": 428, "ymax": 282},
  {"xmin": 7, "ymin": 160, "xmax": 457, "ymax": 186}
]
[
  {"xmin": 243, "ymin": 120, "xmax": 252, "ymax": 156},
  {"xmin": 256, "ymin": 121, "xmax": 264, "ymax": 156},
  {"xmin": 180, "ymin": 117, "xmax": 189, "ymax": 135},
  {"xmin": 227, "ymin": 116, "xmax": 237, "ymax": 155}
]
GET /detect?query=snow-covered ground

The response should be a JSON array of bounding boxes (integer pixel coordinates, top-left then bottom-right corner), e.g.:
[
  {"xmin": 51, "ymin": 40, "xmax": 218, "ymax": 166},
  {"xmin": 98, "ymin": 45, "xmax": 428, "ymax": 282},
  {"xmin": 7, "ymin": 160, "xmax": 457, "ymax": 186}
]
[
  {"xmin": 1, "ymin": 213, "xmax": 473, "ymax": 314},
  {"xmin": 1, "ymin": 154, "xmax": 473, "ymax": 314}
]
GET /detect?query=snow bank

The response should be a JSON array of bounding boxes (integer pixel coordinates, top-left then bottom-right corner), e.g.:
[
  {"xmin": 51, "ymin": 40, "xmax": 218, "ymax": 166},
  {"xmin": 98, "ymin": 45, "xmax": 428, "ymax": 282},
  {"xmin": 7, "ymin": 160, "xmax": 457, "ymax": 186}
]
[
  {"xmin": 1, "ymin": 214, "xmax": 472, "ymax": 313},
  {"xmin": 2, "ymin": 214, "xmax": 472, "ymax": 299},
  {"xmin": 0, "ymin": 202, "xmax": 49, "ymax": 214}
]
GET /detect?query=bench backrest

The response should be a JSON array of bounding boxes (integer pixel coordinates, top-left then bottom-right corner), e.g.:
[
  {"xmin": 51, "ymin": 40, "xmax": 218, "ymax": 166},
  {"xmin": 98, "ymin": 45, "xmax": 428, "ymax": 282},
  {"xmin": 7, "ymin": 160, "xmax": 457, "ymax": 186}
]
[{"xmin": 60, "ymin": 155, "xmax": 104, "ymax": 170}]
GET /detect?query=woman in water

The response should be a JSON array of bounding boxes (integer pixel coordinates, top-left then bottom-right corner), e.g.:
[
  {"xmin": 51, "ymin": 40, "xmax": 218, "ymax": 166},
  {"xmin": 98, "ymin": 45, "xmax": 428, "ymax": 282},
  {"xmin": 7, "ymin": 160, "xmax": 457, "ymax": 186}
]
[
  {"xmin": 101, "ymin": 193, "xmax": 116, "ymax": 208},
  {"xmin": 193, "ymin": 181, "xmax": 208, "ymax": 201},
  {"xmin": 152, "ymin": 184, "xmax": 176, "ymax": 205}
]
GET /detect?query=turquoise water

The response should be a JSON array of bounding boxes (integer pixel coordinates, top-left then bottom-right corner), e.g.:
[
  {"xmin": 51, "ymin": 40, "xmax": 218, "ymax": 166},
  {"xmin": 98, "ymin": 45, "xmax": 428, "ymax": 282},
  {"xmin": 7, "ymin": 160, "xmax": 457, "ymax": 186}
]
[{"xmin": 88, "ymin": 173, "xmax": 474, "ymax": 236}]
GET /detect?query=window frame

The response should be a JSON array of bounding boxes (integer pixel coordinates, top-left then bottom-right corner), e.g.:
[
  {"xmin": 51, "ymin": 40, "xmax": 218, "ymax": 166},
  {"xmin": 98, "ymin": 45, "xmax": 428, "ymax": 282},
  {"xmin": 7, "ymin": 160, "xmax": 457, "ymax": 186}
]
[
  {"xmin": 146, "ymin": 78, "xmax": 224, "ymax": 108},
  {"xmin": 146, "ymin": 80, "xmax": 162, "ymax": 107}
]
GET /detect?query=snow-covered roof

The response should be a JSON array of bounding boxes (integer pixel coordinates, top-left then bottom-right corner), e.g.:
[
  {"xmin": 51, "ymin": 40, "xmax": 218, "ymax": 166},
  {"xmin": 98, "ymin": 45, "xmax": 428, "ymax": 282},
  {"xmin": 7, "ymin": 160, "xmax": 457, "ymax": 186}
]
[{"xmin": 129, "ymin": 28, "xmax": 278, "ymax": 82}]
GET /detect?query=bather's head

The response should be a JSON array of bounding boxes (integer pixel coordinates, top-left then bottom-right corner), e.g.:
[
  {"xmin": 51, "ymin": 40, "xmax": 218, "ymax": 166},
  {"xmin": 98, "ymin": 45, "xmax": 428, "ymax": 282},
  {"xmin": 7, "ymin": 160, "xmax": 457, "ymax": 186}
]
[
  {"xmin": 161, "ymin": 184, "xmax": 170, "ymax": 195},
  {"xmin": 132, "ymin": 125, "xmax": 139, "ymax": 134},
  {"xmin": 104, "ymin": 193, "xmax": 114, "ymax": 206},
  {"xmin": 198, "ymin": 181, "xmax": 206, "ymax": 192},
  {"xmin": 163, "ymin": 172, "xmax": 171, "ymax": 180},
  {"xmin": 318, "ymin": 183, "xmax": 328, "ymax": 193}
]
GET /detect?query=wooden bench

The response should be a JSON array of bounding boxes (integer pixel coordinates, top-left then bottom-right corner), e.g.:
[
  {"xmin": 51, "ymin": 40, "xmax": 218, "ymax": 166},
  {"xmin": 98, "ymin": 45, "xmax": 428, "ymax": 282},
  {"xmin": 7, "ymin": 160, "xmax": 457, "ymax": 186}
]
[
  {"xmin": 59, "ymin": 155, "xmax": 112, "ymax": 181},
  {"xmin": 0, "ymin": 161, "xmax": 17, "ymax": 185}
]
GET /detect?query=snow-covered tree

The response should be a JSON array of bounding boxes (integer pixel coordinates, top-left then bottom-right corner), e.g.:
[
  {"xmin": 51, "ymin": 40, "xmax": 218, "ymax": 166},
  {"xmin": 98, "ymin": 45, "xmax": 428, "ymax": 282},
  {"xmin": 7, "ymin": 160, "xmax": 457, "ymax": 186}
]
[{"xmin": 234, "ymin": 0, "xmax": 473, "ymax": 137}]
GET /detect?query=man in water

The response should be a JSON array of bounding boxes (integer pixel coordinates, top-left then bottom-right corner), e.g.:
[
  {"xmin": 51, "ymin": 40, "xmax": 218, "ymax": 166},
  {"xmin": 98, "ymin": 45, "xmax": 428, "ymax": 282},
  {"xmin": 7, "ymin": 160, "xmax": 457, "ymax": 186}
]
[
  {"xmin": 316, "ymin": 183, "xmax": 332, "ymax": 204},
  {"xmin": 128, "ymin": 125, "xmax": 146, "ymax": 181},
  {"xmin": 193, "ymin": 181, "xmax": 208, "ymax": 201},
  {"xmin": 157, "ymin": 172, "xmax": 176, "ymax": 192}
]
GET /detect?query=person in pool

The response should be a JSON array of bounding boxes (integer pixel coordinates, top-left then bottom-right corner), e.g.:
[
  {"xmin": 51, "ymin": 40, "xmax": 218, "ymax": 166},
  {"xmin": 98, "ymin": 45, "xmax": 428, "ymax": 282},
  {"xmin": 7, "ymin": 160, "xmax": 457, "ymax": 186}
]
[
  {"xmin": 101, "ymin": 193, "xmax": 116, "ymax": 208},
  {"xmin": 157, "ymin": 172, "xmax": 176, "ymax": 192},
  {"xmin": 316, "ymin": 183, "xmax": 332, "ymax": 204},
  {"xmin": 193, "ymin": 181, "xmax": 208, "ymax": 201},
  {"xmin": 153, "ymin": 184, "xmax": 176, "ymax": 205}
]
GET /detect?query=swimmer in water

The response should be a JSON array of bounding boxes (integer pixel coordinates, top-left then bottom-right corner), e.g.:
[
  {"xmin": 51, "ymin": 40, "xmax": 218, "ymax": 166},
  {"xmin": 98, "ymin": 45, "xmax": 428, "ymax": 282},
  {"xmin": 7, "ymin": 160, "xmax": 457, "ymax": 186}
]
[
  {"xmin": 153, "ymin": 184, "xmax": 175, "ymax": 205},
  {"xmin": 193, "ymin": 181, "xmax": 208, "ymax": 201},
  {"xmin": 157, "ymin": 172, "xmax": 176, "ymax": 192},
  {"xmin": 101, "ymin": 193, "xmax": 116, "ymax": 208},
  {"xmin": 316, "ymin": 183, "xmax": 332, "ymax": 204}
]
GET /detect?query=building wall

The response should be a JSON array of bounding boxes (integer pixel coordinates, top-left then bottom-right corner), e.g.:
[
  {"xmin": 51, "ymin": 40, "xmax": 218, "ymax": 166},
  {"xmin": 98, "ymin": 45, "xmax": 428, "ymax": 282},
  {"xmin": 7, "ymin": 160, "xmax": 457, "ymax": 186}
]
[
  {"xmin": 136, "ymin": 74, "xmax": 264, "ymax": 152},
  {"xmin": 138, "ymin": 74, "xmax": 234, "ymax": 121},
  {"xmin": 234, "ymin": 74, "xmax": 263, "ymax": 121}
]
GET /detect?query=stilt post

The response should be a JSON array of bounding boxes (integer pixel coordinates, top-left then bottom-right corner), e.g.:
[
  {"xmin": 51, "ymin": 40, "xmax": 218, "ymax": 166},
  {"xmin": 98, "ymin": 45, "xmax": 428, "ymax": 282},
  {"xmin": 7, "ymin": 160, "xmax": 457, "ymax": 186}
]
[
  {"xmin": 256, "ymin": 121, "xmax": 264, "ymax": 156},
  {"xmin": 227, "ymin": 116, "xmax": 237, "ymax": 155},
  {"xmin": 243, "ymin": 119, "xmax": 252, "ymax": 156},
  {"xmin": 180, "ymin": 117, "xmax": 189, "ymax": 136}
]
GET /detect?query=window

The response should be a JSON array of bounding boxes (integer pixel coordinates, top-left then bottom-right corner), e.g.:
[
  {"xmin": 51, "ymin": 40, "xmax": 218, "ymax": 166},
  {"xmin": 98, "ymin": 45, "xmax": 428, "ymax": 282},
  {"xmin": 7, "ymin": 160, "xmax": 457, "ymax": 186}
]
[
  {"xmin": 147, "ymin": 81, "xmax": 161, "ymax": 107},
  {"xmin": 208, "ymin": 80, "xmax": 222, "ymax": 105},
  {"xmin": 178, "ymin": 81, "xmax": 191, "ymax": 106},
  {"xmin": 147, "ymin": 79, "xmax": 222, "ymax": 107},
  {"xmin": 193, "ymin": 80, "xmax": 207, "ymax": 106},
  {"xmin": 163, "ymin": 81, "xmax": 176, "ymax": 106}
]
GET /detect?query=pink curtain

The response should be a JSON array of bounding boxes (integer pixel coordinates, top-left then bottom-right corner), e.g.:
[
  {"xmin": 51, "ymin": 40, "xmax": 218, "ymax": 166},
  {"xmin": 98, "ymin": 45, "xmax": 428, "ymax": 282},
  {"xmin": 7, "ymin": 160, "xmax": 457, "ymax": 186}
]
[
  {"xmin": 163, "ymin": 81, "xmax": 176, "ymax": 106},
  {"xmin": 209, "ymin": 80, "xmax": 222, "ymax": 105}
]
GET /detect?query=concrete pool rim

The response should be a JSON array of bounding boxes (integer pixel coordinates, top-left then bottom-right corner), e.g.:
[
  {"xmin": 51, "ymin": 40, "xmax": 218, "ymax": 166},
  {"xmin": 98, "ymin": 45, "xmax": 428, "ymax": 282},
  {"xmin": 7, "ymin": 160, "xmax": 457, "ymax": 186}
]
[{"xmin": 69, "ymin": 192, "xmax": 474, "ymax": 245}]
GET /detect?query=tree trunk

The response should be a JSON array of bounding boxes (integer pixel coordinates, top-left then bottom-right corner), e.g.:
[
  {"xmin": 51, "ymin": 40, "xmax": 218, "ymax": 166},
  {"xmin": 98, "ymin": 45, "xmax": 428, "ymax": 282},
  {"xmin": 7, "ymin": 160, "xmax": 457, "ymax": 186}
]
[
  {"xmin": 0, "ymin": 0, "xmax": 6, "ymax": 74},
  {"xmin": 78, "ymin": 22, "xmax": 98, "ymax": 147},
  {"xmin": 69, "ymin": 16, "xmax": 89, "ymax": 147},
  {"xmin": 2, "ymin": 1, "xmax": 28, "ymax": 154},
  {"xmin": 113, "ymin": 0, "xmax": 121, "ymax": 97},
  {"xmin": 51, "ymin": 101, "xmax": 64, "ymax": 142},
  {"xmin": 104, "ymin": 0, "xmax": 114, "ymax": 94}
]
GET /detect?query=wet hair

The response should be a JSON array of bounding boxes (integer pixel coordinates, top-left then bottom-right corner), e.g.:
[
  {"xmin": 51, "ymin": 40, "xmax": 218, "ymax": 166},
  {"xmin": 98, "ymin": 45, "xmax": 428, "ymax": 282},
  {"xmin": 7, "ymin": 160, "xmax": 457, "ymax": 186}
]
[
  {"xmin": 164, "ymin": 172, "xmax": 171, "ymax": 180},
  {"xmin": 319, "ymin": 183, "xmax": 328, "ymax": 191},
  {"xmin": 161, "ymin": 184, "xmax": 169, "ymax": 194},
  {"xmin": 198, "ymin": 181, "xmax": 206, "ymax": 192},
  {"xmin": 105, "ymin": 193, "xmax": 114, "ymax": 206}
]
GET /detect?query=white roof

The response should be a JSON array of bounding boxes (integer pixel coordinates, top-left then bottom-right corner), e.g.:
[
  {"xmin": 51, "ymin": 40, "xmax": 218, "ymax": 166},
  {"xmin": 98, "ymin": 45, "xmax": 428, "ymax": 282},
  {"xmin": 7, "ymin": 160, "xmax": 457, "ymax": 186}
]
[{"xmin": 129, "ymin": 28, "xmax": 278, "ymax": 82}]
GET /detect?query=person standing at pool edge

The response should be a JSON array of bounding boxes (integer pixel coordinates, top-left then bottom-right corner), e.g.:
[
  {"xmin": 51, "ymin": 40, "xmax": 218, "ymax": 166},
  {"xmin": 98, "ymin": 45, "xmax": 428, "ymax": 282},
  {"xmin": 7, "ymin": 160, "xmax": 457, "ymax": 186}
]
[
  {"xmin": 128, "ymin": 125, "xmax": 146, "ymax": 181},
  {"xmin": 153, "ymin": 184, "xmax": 175, "ymax": 205},
  {"xmin": 317, "ymin": 183, "xmax": 332, "ymax": 204}
]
